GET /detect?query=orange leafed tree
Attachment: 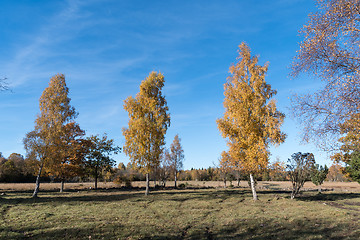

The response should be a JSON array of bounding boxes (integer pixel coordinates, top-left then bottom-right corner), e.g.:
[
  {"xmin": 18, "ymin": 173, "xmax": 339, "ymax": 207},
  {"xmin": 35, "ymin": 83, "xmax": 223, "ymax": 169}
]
[
  {"xmin": 326, "ymin": 163, "xmax": 349, "ymax": 182},
  {"xmin": 47, "ymin": 122, "xmax": 86, "ymax": 192},
  {"xmin": 123, "ymin": 71, "xmax": 170, "ymax": 195},
  {"xmin": 217, "ymin": 43, "xmax": 286, "ymax": 200},
  {"xmin": 24, "ymin": 74, "xmax": 82, "ymax": 197}
]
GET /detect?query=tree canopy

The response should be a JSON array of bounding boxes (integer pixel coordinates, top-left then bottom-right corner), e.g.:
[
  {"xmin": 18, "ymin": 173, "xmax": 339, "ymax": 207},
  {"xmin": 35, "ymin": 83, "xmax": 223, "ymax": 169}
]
[
  {"xmin": 25, "ymin": 74, "xmax": 82, "ymax": 196},
  {"xmin": 217, "ymin": 43, "xmax": 286, "ymax": 200},
  {"xmin": 123, "ymin": 71, "xmax": 170, "ymax": 195},
  {"xmin": 291, "ymin": 0, "xmax": 360, "ymax": 151},
  {"xmin": 84, "ymin": 134, "xmax": 120, "ymax": 189}
]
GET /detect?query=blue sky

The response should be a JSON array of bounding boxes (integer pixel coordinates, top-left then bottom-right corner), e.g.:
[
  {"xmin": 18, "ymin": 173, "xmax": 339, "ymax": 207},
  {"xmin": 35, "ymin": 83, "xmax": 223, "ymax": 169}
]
[{"xmin": 0, "ymin": 0, "xmax": 327, "ymax": 169}]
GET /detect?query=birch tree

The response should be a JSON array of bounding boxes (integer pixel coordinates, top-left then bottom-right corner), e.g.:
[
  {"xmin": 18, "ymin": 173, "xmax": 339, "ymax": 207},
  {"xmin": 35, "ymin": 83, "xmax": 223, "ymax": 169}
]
[
  {"xmin": 291, "ymin": 0, "xmax": 360, "ymax": 151},
  {"xmin": 48, "ymin": 122, "xmax": 86, "ymax": 192},
  {"xmin": 169, "ymin": 134, "xmax": 184, "ymax": 188},
  {"xmin": 159, "ymin": 149, "xmax": 173, "ymax": 187},
  {"xmin": 25, "ymin": 74, "xmax": 80, "ymax": 197},
  {"xmin": 23, "ymin": 130, "xmax": 46, "ymax": 197},
  {"xmin": 123, "ymin": 71, "xmax": 170, "ymax": 195},
  {"xmin": 217, "ymin": 43, "xmax": 286, "ymax": 200},
  {"xmin": 219, "ymin": 151, "xmax": 232, "ymax": 188}
]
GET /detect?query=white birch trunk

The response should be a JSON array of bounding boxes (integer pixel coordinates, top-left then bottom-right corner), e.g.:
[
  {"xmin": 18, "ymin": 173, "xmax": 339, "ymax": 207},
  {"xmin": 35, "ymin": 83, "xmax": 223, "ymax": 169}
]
[
  {"xmin": 145, "ymin": 173, "xmax": 150, "ymax": 195},
  {"xmin": 32, "ymin": 162, "xmax": 44, "ymax": 198},
  {"xmin": 250, "ymin": 173, "xmax": 258, "ymax": 200},
  {"xmin": 174, "ymin": 171, "xmax": 177, "ymax": 188}
]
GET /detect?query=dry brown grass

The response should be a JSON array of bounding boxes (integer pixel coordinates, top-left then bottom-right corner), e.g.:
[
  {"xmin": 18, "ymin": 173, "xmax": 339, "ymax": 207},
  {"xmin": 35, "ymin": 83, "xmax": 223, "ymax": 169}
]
[{"xmin": 0, "ymin": 180, "xmax": 359, "ymax": 192}]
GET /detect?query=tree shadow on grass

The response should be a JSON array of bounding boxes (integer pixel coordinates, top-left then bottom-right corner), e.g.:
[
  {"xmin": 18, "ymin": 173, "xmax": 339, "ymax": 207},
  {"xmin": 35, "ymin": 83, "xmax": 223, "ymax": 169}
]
[
  {"xmin": 0, "ymin": 188, "xmax": 252, "ymax": 207},
  {"xmin": 0, "ymin": 191, "xmax": 144, "ymax": 205},
  {"xmin": 4, "ymin": 188, "xmax": 359, "ymax": 208},
  {"xmin": 211, "ymin": 219, "xmax": 355, "ymax": 240},
  {"xmin": 2, "ymin": 218, "xmax": 355, "ymax": 240},
  {"xmin": 149, "ymin": 188, "xmax": 250, "ymax": 203},
  {"xmin": 296, "ymin": 192, "xmax": 360, "ymax": 202}
]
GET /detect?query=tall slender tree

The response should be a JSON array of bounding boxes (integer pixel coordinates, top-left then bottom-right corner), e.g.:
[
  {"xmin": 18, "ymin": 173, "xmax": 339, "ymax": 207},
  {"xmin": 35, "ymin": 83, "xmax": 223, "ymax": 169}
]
[
  {"xmin": 23, "ymin": 130, "xmax": 46, "ymax": 197},
  {"xmin": 219, "ymin": 151, "xmax": 232, "ymax": 188},
  {"xmin": 24, "ymin": 74, "xmax": 80, "ymax": 197},
  {"xmin": 123, "ymin": 71, "xmax": 170, "ymax": 195},
  {"xmin": 159, "ymin": 148, "xmax": 173, "ymax": 187},
  {"xmin": 169, "ymin": 134, "xmax": 184, "ymax": 188},
  {"xmin": 217, "ymin": 43, "xmax": 286, "ymax": 200}
]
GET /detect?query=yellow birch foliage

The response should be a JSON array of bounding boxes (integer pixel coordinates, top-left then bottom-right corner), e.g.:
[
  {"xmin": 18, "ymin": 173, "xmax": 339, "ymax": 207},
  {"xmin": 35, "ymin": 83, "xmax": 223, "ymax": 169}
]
[
  {"xmin": 34, "ymin": 74, "xmax": 82, "ymax": 178},
  {"xmin": 217, "ymin": 43, "xmax": 286, "ymax": 174},
  {"xmin": 123, "ymin": 72, "xmax": 170, "ymax": 174},
  {"xmin": 49, "ymin": 122, "xmax": 86, "ymax": 180}
]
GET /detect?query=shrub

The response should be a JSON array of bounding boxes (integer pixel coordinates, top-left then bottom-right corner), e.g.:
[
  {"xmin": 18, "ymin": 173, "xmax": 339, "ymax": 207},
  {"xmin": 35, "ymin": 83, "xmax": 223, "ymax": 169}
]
[{"xmin": 287, "ymin": 152, "xmax": 315, "ymax": 199}]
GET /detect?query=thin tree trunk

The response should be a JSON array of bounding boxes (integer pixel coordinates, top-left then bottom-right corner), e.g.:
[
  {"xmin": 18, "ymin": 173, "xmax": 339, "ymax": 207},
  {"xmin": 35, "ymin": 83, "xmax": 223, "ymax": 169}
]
[
  {"xmin": 94, "ymin": 165, "xmax": 98, "ymax": 190},
  {"xmin": 32, "ymin": 162, "xmax": 44, "ymax": 198},
  {"xmin": 174, "ymin": 170, "xmax": 177, "ymax": 188},
  {"xmin": 60, "ymin": 180, "xmax": 64, "ymax": 193},
  {"xmin": 223, "ymin": 177, "xmax": 227, "ymax": 188},
  {"xmin": 291, "ymin": 190, "xmax": 295, "ymax": 199},
  {"xmin": 145, "ymin": 173, "xmax": 150, "ymax": 195},
  {"xmin": 237, "ymin": 177, "xmax": 240, "ymax": 187},
  {"xmin": 154, "ymin": 168, "xmax": 157, "ymax": 186},
  {"xmin": 291, "ymin": 182, "xmax": 297, "ymax": 199},
  {"xmin": 250, "ymin": 173, "xmax": 258, "ymax": 200},
  {"xmin": 318, "ymin": 185, "xmax": 322, "ymax": 193}
]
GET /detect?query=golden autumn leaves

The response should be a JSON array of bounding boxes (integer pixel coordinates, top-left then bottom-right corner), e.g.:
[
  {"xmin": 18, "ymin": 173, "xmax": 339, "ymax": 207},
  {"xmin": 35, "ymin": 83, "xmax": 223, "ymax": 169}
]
[
  {"xmin": 122, "ymin": 72, "xmax": 170, "ymax": 175},
  {"xmin": 290, "ymin": 0, "xmax": 360, "ymax": 174},
  {"xmin": 122, "ymin": 44, "xmax": 286, "ymax": 198},
  {"xmin": 26, "ymin": 74, "xmax": 120, "ymax": 197},
  {"xmin": 28, "ymin": 43, "xmax": 285, "ymax": 197},
  {"xmin": 217, "ymin": 43, "xmax": 285, "ymax": 173},
  {"xmin": 217, "ymin": 43, "xmax": 286, "ymax": 200},
  {"xmin": 122, "ymin": 72, "xmax": 170, "ymax": 195}
]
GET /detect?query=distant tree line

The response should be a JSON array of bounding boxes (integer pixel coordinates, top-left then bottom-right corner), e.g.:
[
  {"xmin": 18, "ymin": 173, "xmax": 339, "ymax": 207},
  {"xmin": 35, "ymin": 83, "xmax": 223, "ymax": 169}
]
[{"xmin": 1, "ymin": 150, "xmax": 350, "ymax": 188}]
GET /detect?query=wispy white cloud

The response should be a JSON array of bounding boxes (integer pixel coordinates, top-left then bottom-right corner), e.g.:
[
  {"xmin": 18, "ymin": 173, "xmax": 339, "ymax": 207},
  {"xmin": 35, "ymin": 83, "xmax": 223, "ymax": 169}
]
[{"xmin": 2, "ymin": 0, "xmax": 90, "ymax": 86}]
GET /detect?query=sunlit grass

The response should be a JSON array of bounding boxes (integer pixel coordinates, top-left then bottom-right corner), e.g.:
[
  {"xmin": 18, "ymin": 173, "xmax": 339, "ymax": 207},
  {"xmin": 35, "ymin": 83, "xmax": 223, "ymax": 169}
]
[{"xmin": 0, "ymin": 188, "xmax": 359, "ymax": 239}]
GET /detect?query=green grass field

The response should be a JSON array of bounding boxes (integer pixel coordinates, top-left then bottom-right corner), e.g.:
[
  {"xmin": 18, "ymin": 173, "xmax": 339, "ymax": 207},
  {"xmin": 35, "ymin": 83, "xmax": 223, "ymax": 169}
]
[{"xmin": 1, "ymin": 186, "xmax": 359, "ymax": 239}]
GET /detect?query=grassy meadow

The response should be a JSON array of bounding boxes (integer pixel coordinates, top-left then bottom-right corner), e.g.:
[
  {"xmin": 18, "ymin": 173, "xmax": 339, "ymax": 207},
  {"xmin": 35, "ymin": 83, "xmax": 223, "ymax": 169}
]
[{"xmin": 0, "ymin": 182, "xmax": 359, "ymax": 239}]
